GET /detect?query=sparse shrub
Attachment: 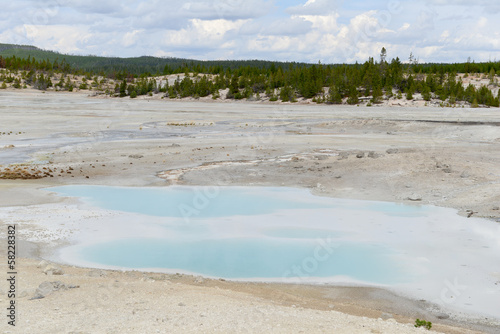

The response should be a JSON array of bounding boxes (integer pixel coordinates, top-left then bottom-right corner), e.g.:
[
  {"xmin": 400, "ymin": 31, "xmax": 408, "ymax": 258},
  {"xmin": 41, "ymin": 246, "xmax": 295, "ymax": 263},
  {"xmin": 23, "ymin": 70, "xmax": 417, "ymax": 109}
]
[
  {"xmin": 406, "ymin": 89, "xmax": 413, "ymax": 100},
  {"xmin": 347, "ymin": 87, "xmax": 359, "ymax": 105},
  {"xmin": 414, "ymin": 319, "xmax": 432, "ymax": 330},
  {"xmin": 12, "ymin": 78, "xmax": 21, "ymax": 89},
  {"xmin": 449, "ymin": 94, "xmax": 456, "ymax": 105},
  {"xmin": 212, "ymin": 90, "xmax": 220, "ymax": 100},
  {"xmin": 471, "ymin": 98, "xmax": 479, "ymax": 108},
  {"xmin": 385, "ymin": 85, "xmax": 393, "ymax": 98}
]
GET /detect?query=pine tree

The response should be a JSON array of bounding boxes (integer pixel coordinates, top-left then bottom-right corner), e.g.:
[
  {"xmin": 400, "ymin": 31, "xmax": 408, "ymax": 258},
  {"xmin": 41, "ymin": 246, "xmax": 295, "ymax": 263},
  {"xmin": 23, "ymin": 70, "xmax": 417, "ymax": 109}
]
[
  {"xmin": 380, "ymin": 47, "xmax": 387, "ymax": 64},
  {"xmin": 384, "ymin": 84, "xmax": 393, "ymax": 98},
  {"xmin": 471, "ymin": 98, "xmax": 479, "ymax": 108},
  {"xmin": 327, "ymin": 86, "xmax": 342, "ymax": 104},
  {"xmin": 371, "ymin": 85, "xmax": 383, "ymax": 103},
  {"xmin": 119, "ymin": 79, "xmax": 127, "ymax": 97},
  {"xmin": 422, "ymin": 85, "xmax": 431, "ymax": 101},
  {"xmin": 406, "ymin": 89, "xmax": 413, "ymax": 100},
  {"xmin": 347, "ymin": 86, "xmax": 359, "ymax": 105}
]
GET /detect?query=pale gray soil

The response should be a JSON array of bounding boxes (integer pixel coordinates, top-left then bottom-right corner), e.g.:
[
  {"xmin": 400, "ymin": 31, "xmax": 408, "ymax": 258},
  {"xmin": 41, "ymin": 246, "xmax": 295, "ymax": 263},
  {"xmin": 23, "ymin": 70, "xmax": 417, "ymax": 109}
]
[{"xmin": 1, "ymin": 90, "xmax": 499, "ymax": 333}]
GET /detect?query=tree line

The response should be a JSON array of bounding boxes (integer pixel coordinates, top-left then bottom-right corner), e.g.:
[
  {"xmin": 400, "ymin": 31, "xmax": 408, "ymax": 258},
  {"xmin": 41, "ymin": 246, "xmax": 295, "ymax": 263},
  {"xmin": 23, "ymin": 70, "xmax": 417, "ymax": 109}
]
[{"xmin": 1, "ymin": 50, "xmax": 499, "ymax": 107}]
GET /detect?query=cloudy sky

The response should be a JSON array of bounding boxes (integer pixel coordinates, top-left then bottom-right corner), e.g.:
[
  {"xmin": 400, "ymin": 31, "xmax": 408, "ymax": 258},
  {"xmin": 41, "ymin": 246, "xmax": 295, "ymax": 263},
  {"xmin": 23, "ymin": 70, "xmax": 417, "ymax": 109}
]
[{"xmin": 1, "ymin": 0, "xmax": 499, "ymax": 63}]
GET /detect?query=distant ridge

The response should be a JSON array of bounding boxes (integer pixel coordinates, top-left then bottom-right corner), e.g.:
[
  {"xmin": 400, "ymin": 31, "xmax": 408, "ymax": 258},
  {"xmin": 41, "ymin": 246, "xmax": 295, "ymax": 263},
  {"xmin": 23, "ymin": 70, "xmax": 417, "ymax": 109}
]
[
  {"xmin": 0, "ymin": 43, "xmax": 308, "ymax": 75},
  {"xmin": 0, "ymin": 43, "xmax": 41, "ymax": 52}
]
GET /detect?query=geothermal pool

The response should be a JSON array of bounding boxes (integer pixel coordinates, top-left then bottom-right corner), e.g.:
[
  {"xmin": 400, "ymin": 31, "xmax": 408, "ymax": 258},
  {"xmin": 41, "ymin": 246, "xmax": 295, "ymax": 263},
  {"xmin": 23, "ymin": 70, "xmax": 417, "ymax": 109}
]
[{"xmin": 46, "ymin": 185, "xmax": 500, "ymax": 319}]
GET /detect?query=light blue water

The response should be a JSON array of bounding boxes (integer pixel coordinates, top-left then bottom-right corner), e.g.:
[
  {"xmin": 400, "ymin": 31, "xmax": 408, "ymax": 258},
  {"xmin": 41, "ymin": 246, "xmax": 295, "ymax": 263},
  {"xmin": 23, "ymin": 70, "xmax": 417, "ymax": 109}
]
[
  {"xmin": 49, "ymin": 185, "xmax": 331, "ymax": 218},
  {"xmin": 47, "ymin": 185, "xmax": 433, "ymax": 283},
  {"xmin": 82, "ymin": 238, "xmax": 401, "ymax": 283}
]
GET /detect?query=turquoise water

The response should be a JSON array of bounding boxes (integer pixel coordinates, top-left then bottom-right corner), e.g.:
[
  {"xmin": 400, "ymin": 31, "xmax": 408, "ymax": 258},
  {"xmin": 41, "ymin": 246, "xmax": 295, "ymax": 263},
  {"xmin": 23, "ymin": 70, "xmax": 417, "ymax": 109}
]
[
  {"xmin": 263, "ymin": 228, "xmax": 344, "ymax": 239},
  {"xmin": 49, "ymin": 185, "xmax": 331, "ymax": 218},
  {"xmin": 48, "ymin": 185, "xmax": 429, "ymax": 283},
  {"xmin": 82, "ymin": 238, "xmax": 401, "ymax": 283}
]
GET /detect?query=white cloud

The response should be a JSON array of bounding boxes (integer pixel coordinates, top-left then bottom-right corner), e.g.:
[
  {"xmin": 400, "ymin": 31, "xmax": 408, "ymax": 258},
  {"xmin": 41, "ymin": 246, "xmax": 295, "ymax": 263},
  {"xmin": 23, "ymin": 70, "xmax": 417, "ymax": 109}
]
[
  {"xmin": 287, "ymin": 0, "xmax": 343, "ymax": 15},
  {"xmin": 22, "ymin": 24, "xmax": 93, "ymax": 54},
  {"xmin": 0, "ymin": 0, "xmax": 499, "ymax": 63},
  {"xmin": 161, "ymin": 18, "xmax": 247, "ymax": 49},
  {"xmin": 265, "ymin": 17, "xmax": 312, "ymax": 36},
  {"xmin": 122, "ymin": 29, "xmax": 143, "ymax": 48},
  {"xmin": 424, "ymin": 0, "xmax": 500, "ymax": 13},
  {"xmin": 297, "ymin": 13, "xmax": 339, "ymax": 32},
  {"xmin": 399, "ymin": 23, "xmax": 410, "ymax": 31}
]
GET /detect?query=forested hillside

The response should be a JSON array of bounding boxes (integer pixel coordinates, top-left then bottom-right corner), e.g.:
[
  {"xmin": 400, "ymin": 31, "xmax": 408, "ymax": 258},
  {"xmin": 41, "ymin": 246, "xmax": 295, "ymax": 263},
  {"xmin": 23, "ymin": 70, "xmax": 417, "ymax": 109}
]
[
  {"xmin": 1, "ymin": 44, "xmax": 499, "ymax": 107},
  {"xmin": 0, "ymin": 43, "xmax": 306, "ymax": 76}
]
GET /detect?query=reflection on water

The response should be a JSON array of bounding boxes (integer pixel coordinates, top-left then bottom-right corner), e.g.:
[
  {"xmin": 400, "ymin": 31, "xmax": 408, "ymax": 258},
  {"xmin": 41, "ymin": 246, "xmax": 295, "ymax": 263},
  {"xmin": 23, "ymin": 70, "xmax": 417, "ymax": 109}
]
[{"xmin": 46, "ymin": 185, "xmax": 435, "ymax": 283}]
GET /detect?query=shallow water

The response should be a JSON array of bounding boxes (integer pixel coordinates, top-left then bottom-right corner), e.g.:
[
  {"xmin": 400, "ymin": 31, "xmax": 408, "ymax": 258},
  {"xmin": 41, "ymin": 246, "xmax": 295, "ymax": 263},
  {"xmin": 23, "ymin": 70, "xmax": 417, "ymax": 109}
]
[{"xmin": 46, "ymin": 185, "xmax": 500, "ymax": 319}]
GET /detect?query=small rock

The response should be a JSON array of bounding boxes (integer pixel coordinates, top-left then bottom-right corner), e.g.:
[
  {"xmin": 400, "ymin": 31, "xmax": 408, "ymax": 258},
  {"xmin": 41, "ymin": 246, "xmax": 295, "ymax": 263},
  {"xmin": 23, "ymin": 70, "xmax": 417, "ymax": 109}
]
[
  {"xmin": 88, "ymin": 269, "xmax": 107, "ymax": 277},
  {"xmin": 381, "ymin": 312, "xmax": 393, "ymax": 320},
  {"xmin": 37, "ymin": 260, "xmax": 49, "ymax": 268},
  {"xmin": 491, "ymin": 206, "xmax": 499, "ymax": 211},
  {"xmin": 171, "ymin": 143, "xmax": 181, "ymax": 147},
  {"xmin": 178, "ymin": 302, "xmax": 186, "ymax": 307},
  {"xmin": 442, "ymin": 167, "xmax": 452, "ymax": 173},
  {"xmin": 194, "ymin": 276, "xmax": 204, "ymax": 284},
  {"xmin": 466, "ymin": 210, "xmax": 475, "ymax": 218},
  {"xmin": 315, "ymin": 155, "xmax": 328, "ymax": 160},
  {"xmin": 460, "ymin": 171, "xmax": 470, "ymax": 178},
  {"xmin": 367, "ymin": 151, "xmax": 378, "ymax": 158},
  {"xmin": 43, "ymin": 264, "xmax": 64, "ymax": 275},
  {"xmin": 407, "ymin": 194, "xmax": 422, "ymax": 201},
  {"xmin": 128, "ymin": 154, "xmax": 144, "ymax": 159},
  {"xmin": 356, "ymin": 152, "xmax": 365, "ymax": 158},
  {"xmin": 386, "ymin": 148, "xmax": 398, "ymax": 154},
  {"xmin": 31, "ymin": 281, "xmax": 68, "ymax": 299},
  {"xmin": 435, "ymin": 312, "xmax": 450, "ymax": 320},
  {"xmin": 338, "ymin": 152, "xmax": 349, "ymax": 160}
]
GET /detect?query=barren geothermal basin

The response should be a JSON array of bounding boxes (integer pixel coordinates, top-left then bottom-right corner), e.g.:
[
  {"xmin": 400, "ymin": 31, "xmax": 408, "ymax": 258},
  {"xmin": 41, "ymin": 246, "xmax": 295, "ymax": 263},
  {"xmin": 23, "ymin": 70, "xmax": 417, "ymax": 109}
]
[{"xmin": 43, "ymin": 185, "xmax": 500, "ymax": 321}]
